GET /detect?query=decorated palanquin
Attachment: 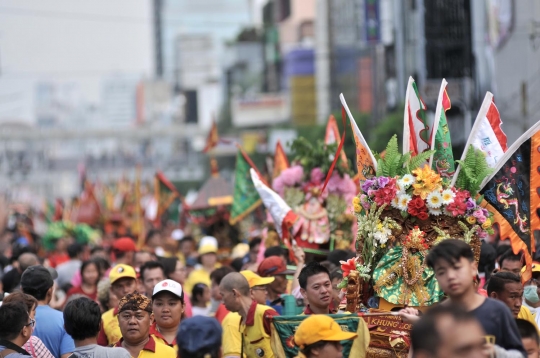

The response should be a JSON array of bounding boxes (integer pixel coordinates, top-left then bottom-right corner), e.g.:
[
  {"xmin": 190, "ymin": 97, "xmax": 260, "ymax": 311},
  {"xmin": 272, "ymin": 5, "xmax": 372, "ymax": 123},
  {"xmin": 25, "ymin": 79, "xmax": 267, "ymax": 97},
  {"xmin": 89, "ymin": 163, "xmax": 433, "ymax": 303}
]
[{"xmin": 272, "ymin": 137, "xmax": 357, "ymax": 251}]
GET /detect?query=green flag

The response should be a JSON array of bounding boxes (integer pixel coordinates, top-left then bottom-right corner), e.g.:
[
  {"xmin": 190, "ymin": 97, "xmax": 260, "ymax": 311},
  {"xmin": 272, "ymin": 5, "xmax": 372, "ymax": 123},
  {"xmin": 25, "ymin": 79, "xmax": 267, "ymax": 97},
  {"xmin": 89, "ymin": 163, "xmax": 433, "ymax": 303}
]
[
  {"xmin": 229, "ymin": 148, "xmax": 262, "ymax": 224},
  {"xmin": 429, "ymin": 79, "xmax": 455, "ymax": 178},
  {"xmin": 270, "ymin": 314, "xmax": 368, "ymax": 358}
]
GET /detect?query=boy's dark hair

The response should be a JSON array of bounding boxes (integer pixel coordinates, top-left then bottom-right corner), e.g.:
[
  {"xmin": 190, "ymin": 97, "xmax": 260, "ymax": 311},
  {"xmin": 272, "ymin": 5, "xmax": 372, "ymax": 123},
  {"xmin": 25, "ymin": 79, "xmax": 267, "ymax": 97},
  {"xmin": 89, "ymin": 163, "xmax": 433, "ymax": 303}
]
[
  {"xmin": 230, "ymin": 258, "xmax": 244, "ymax": 272},
  {"xmin": 63, "ymin": 297, "xmax": 102, "ymax": 340},
  {"xmin": 298, "ymin": 262, "xmax": 330, "ymax": 290},
  {"xmin": 426, "ymin": 239, "xmax": 474, "ymax": 269},
  {"xmin": 329, "ymin": 268, "xmax": 344, "ymax": 282},
  {"xmin": 249, "ymin": 238, "xmax": 262, "ymax": 251},
  {"xmin": 67, "ymin": 243, "xmax": 85, "ymax": 259},
  {"xmin": 179, "ymin": 235, "xmax": 195, "ymax": 245},
  {"xmin": 498, "ymin": 249, "xmax": 522, "ymax": 268},
  {"xmin": 210, "ymin": 266, "xmax": 235, "ymax": 285},
  {"xmin": 145, "ymin": 229, "xmax": 160, "ymax": 244},
  {"xmin": 192, "ymin": 283, "xmax": 208, "ymax": 304},
  {"xmin": 516, "ymin": 318, "xmax": 540, "ymax": 344},
  {"xmin": 327, "ymin": 250, "xmax": 355, "ymax": 267},
  {"xmin": 0, "ymin": 301, "xmax": 30, "ymax": 340},
  {"xmin": 264, "ymin": 245, "xmax": 287, "ymax": 259},
  {"xmin": 90, "ymin": 246, "xmax": 106, "ymax": 255},
  {"xmin": 140, "ymin": 261, "xmax": 165, "ymax": 281},
  {"xmin": 487, "ymin": 272, "xmax": 521, "ymax": 295},
  {"xmin": 319, "ymin": 260, "xmax": 337, "ymax": 272},
  {"xmin": 411, "ymin": 304, "xmax": 478, "ymax": 355}
]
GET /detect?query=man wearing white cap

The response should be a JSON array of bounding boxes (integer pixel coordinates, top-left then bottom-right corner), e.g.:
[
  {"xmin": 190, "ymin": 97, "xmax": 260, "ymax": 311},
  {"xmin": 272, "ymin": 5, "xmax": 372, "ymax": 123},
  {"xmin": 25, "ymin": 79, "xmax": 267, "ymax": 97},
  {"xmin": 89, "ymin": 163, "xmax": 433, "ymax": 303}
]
[
  {"xmin": 150, "ymin": 279, "xmax": 185, "ymax": 351},
  {"xmin": 184, "ymin": 236, "xmax": 221, "ymax": 295}
]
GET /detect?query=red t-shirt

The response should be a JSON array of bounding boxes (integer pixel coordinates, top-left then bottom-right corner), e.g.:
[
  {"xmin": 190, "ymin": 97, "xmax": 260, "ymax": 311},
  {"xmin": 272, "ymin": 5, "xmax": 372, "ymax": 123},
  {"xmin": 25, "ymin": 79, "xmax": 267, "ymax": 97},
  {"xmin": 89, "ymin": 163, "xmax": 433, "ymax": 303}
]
[
  {"xmin": 66, "ymin": 285, "xmax": 97, "ymax": 301},
  {"xmin": 214, "ymin": 303, "xmax": 230, "ymax": 324}
]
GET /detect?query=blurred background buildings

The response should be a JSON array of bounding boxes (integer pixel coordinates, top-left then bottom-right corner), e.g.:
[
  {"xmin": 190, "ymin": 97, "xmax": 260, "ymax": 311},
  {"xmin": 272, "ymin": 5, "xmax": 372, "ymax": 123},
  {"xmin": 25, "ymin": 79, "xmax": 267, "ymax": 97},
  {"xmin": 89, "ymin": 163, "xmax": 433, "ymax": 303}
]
[{"xmin": 0, "ymin": 0, "xmax": 538, "ymax": 201}]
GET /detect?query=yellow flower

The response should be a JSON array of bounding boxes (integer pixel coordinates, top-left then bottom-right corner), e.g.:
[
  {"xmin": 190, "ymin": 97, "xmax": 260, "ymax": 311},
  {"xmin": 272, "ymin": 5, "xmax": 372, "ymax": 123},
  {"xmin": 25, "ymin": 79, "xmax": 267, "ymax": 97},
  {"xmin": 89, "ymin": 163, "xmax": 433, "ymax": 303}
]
[
  {"xmin": 482, "ymin": 219, "xmax": 492, "ymax": 229},
  {"xmin": 353, "ymin": 197, "xmax": 361, "ymax": 205},
  {"xmin": 466, "ymin": 216, "xmax": 476, "ymax": 224},
  {"xmin": 411, "ymin": 166, "xmax": 442, "ymax": 199},
  {"xmin": 353, "ymin": 204, "xmax": 362, "ymax": 213}
]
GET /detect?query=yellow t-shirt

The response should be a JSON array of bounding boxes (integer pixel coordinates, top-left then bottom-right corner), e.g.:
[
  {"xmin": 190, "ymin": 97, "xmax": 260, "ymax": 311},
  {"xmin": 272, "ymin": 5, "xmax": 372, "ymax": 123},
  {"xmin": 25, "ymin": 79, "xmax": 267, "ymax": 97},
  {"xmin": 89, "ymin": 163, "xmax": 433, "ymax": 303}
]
[
  {"xmin": 518, "ymin": 305, "xmax": 540, "ymax": 333},
  {"xmin": 116, "ymin": 336, "xmax": 176, "ymax": 358},
  {"xmin": 101, "ymin": 308, "xmax": 122, "ymax": 346},
  {"xmin": 184, "ymin": 264, "xmax": 221, "ymax": 295},
  {"xmin": 222, "ymin": 312, "xmax": 243, "ymax": 358}
]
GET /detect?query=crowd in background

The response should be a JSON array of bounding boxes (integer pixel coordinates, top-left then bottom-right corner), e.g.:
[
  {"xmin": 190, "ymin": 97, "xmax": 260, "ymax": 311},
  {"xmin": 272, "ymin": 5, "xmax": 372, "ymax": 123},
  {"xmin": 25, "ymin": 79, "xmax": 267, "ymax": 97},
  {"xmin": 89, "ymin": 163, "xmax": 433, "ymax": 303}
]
[{"xmin": 0, "ymin": 225, "xmax": 539, "ymax": 358}]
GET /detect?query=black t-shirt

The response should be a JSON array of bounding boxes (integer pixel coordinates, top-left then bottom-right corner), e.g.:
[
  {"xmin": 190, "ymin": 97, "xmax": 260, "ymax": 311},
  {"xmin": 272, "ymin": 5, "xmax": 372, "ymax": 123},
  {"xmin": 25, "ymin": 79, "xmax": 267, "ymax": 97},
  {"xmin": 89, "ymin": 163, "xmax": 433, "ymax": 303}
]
[{"xmin": 470, "ymin": 297, "xmax": 526, "ymax": 356}]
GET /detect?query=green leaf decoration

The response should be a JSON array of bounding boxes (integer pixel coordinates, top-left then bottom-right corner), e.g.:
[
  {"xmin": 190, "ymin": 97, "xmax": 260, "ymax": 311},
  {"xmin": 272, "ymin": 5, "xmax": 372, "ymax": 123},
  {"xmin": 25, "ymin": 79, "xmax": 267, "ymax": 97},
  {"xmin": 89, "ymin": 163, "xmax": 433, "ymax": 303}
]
[
  {"xmin": 407, "ymin": 150, "xmax": 435, "ymax": 172},
  {"xmin": 454, "ymin": 145, "xmax": 492, "ymax": 197}
]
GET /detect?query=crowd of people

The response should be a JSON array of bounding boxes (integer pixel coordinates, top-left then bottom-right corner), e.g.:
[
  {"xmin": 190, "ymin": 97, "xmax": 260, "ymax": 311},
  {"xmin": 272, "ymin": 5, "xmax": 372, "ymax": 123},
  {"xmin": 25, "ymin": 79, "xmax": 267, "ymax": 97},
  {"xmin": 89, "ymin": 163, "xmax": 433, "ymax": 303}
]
[{"xmin": 0, "ymin": 226, "xmax": 539, "ymax": 358}]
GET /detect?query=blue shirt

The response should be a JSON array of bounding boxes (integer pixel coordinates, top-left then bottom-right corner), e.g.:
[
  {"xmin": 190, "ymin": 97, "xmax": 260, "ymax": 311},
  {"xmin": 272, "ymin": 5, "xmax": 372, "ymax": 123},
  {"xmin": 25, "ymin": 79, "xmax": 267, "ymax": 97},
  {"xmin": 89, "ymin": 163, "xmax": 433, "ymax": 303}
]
[
  {"xmin": 34, "ymin": 305, "xmax": 75, "ymax": 357},
  {"xmin": 266, "ymin": 299, "xmax": 283, "ymax": 315}
]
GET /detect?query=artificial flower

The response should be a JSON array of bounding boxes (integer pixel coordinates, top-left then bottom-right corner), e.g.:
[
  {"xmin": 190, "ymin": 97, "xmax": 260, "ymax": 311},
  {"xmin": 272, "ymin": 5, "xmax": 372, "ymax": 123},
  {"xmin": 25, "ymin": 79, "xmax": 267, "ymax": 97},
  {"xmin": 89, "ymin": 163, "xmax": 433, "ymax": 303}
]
[
  {"xmin": 310, "ymin": 167, "xmax": 325, "ymax": 184},
  {"xmin": 353, "ymin": 204, "xmax": 362, "ymax": 213},
  {"xmin": 391, "ymin": 196, "xmax": 400, "ymax": 210},
  {"xmin": 412, "ymin": 166, "xmax": 443, "ymax": 199},
  {"xmin": 361, "ymin": 178, "xmax": 377, "ymax": 193},
  {"xmin": 397, "ymin": 194, "xmax": 412, "ymax": 211},
  {"xmin": 466, "ymin": 216, "xmax": 477, "ymax": 224},
  {"xmin": 441, "ymin": 189, "xmax": 456, "ymax": 204},
  {"xmin": 352, "ymin": 196, "xmax": 361, "ymax": 206},
  {"xmin": 428, "ymin": 208, "xmax": 442, "ymax": 216},
  {"xmin": 426, "ymin": 191, "xmax": 443, "ymax": 209},
  {"xmin": 340, "ymin": 258, "xmax": 357, "ymax": 277},
  {"xmin": 482, "ymin": 219, "xmax": 492, "ymax": 229},
  {"xmin": 417, "ymin": 211, "xmax": 429, "ymax": 220},
  {"xmin": 398, "ymin": 174, "xmax": 416, "ymax": 188},
  {"xmin": 378, "ymin": 176, "xmax": 390, "ymax": 188}
]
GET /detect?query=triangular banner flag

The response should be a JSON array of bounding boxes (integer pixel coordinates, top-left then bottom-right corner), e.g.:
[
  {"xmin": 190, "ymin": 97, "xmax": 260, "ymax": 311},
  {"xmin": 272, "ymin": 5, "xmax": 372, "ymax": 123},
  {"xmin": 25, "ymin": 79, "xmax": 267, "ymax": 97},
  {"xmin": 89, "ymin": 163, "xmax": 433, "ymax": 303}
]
[
  {"xmin": 479, "ymin": 121, "xmax": 540, "ymax": 283},
  {"xmin": 339, "ymin": 93, "xmax": 376, "ymax": 181}
]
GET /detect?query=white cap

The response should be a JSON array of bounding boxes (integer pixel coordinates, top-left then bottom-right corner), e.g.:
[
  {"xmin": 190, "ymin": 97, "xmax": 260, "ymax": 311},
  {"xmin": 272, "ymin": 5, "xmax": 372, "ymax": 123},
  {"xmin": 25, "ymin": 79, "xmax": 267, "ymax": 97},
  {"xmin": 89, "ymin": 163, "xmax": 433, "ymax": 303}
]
[
  {"xmin": 199, "ymin": 235, "xmax": 218, "ymax": 248},
  {"xmin": 152, "ymin": 279, "xmax": 183, "ymax": 299},
  {"xmin": 171, "ymin": 229, "xmax": 185, "ymax": 241}
]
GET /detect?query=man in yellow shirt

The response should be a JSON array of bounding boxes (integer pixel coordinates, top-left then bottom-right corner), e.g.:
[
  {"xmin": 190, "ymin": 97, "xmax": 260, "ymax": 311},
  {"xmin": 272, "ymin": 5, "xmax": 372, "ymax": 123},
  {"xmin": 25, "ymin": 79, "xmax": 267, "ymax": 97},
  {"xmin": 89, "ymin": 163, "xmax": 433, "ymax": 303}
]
[
  {"xmin": 184, "ymin": 238, "xmax": 221, "ymax": 294},
  {"xmin": 220, "ymin": 272, "xmax": 279, "ymax": 358},
  {"xmin": 488, "ymin": 271, "xmax": 539, "ymax": 330},
  {"xmin": 221, "ymin": 271, "xmax": 274, "ymax": 357},
  {"xmin": 97, "ymin": 264, "xmax": 138, "ymax": 346},
  {"xmin": 114, "ymin": 292, "xmax": 176, "ymax": 357}
]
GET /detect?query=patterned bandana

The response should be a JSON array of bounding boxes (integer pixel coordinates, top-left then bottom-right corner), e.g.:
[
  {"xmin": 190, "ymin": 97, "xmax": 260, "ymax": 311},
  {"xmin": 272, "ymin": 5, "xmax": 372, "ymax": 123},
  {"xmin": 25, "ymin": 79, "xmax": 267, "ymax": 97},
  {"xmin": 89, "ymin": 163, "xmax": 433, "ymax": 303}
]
[{"xmin": 118, "ymin": 291, "xmax": 152, "ymax": 313}]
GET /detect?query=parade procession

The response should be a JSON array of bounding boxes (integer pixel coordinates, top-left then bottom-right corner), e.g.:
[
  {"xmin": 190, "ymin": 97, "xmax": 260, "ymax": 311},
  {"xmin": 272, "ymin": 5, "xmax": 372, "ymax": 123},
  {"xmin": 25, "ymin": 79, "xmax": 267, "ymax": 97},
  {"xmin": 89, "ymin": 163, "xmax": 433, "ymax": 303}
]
[{"xmin": 0, "ymin": 1, "xmax": 539, "ymax": 358}]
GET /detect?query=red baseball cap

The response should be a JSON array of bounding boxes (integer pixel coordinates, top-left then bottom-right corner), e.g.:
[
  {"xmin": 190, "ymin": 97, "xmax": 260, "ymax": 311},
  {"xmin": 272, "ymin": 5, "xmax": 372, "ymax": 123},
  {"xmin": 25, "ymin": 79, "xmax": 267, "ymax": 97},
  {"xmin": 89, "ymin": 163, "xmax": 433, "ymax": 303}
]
[
  {"xmin": 257, "ymin": 256, "xmax": 295, "ymax": 277},
  {"xmin": 112, "ymin": 237, "xmax": 138, "ymax": 252}
]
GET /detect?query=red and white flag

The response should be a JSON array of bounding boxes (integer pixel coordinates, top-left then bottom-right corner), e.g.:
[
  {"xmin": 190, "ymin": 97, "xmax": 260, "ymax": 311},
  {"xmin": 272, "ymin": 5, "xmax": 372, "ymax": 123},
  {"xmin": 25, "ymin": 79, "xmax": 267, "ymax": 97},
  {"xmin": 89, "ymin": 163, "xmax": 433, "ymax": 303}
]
[
  {"xmin": 325, "ymin": 115, "xmax": 349, "ymax": 168},
  {"xmin": 402, "ymin": 76, "xmax": 430, "ymax": 156},
  {"xmin": 251, "ymin": 169, "xmax": 298, "ymax": 261},
  {"xmin": 340, "ymin": 94, "xmax": 377, "ymax": 180},
  {"xmin": 451, "ymin": 92, "xmax": 508, "ymax": 186},
  {"xmin": 250, "ymin": 169, "xmax": 298, "ymax": 240}
]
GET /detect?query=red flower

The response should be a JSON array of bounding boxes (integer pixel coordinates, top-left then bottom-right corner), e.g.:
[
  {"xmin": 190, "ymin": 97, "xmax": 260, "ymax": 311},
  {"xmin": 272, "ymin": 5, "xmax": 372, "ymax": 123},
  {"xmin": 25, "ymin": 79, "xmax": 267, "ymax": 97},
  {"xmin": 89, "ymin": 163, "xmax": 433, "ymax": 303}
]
[
  {"xmin": 340, "ymin": 258, "xmax": 357, "ymax": 277},
  {"xmin": 410, "ymin": 196, "xmax": 425, "ymax": 209},
  {"xmin": 417, "ymin": 211, "xmax": 429, "ymax": 220}
]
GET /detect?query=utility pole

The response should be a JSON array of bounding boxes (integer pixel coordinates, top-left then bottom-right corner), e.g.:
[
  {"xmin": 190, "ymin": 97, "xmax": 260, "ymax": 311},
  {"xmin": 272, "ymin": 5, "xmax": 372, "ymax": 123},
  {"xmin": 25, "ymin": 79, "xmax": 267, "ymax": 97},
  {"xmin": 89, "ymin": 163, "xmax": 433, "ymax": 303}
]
[{"xmin": 315, "ymin": 0, "xmax": 331, "ymax": 125}]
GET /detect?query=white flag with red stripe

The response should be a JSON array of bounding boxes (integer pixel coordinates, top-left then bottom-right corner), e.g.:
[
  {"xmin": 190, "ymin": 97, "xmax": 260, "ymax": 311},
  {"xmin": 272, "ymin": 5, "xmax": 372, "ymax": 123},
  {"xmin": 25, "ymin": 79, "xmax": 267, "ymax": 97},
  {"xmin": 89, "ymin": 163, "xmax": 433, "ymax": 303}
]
[
  {"xmin": 402, "ymin": 76, "xmax": 430, "ymax": 156},
  {"xmin": 451, "ymin": 92, "xmax": 508, "ymax": 186},
  {"xmin": 250, "ymin": 168, "xmax": 298, "ymax": 239}
]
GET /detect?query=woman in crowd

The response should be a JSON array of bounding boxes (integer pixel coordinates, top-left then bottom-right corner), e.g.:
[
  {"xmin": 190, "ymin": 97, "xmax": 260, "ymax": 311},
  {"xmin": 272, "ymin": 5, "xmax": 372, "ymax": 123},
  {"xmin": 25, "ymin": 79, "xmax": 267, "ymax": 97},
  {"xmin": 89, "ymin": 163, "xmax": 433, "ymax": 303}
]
[
  {"xmin": 191, "ymin": 283, "xmax": 211, "ymax": 316},
  {"xmin": 161, "ymin": 256, "xmax": 192, "ymax": 317},
  {"xmin": 66, "ymin": 259, "xmax": 100, "ymax": 301}
]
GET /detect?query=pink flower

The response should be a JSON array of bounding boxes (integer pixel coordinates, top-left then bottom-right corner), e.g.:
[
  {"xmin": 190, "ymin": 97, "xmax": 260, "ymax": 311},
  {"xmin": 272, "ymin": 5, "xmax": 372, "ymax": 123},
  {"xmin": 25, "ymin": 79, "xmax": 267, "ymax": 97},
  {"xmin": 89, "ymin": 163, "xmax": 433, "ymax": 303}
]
[
  {"xmin": 272, "ymin": 177, "xmax": 285, "ymax": 196},
  {"xmin": 310, "ymin": 168, "xmax": 325, "ymax": 185},
  {"xmin": 326, "ymin": 173, "xmax": 342, "ymax": 193},
  {"xmin": 280, "ymin": 165, "xmax": 304, "ymax": 186}
]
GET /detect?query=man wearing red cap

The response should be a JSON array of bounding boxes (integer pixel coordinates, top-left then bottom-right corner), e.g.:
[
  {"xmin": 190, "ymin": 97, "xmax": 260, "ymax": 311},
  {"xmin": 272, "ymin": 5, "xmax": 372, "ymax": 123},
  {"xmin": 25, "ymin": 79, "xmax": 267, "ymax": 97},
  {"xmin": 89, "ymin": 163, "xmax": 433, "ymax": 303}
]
[
  {"xmin": 112, "ymin": 238, "xmax": 139, "ymax": 267},
  {"xmin": 257, "ymin": 256, "xmax": 295, "ymax": 315}
]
